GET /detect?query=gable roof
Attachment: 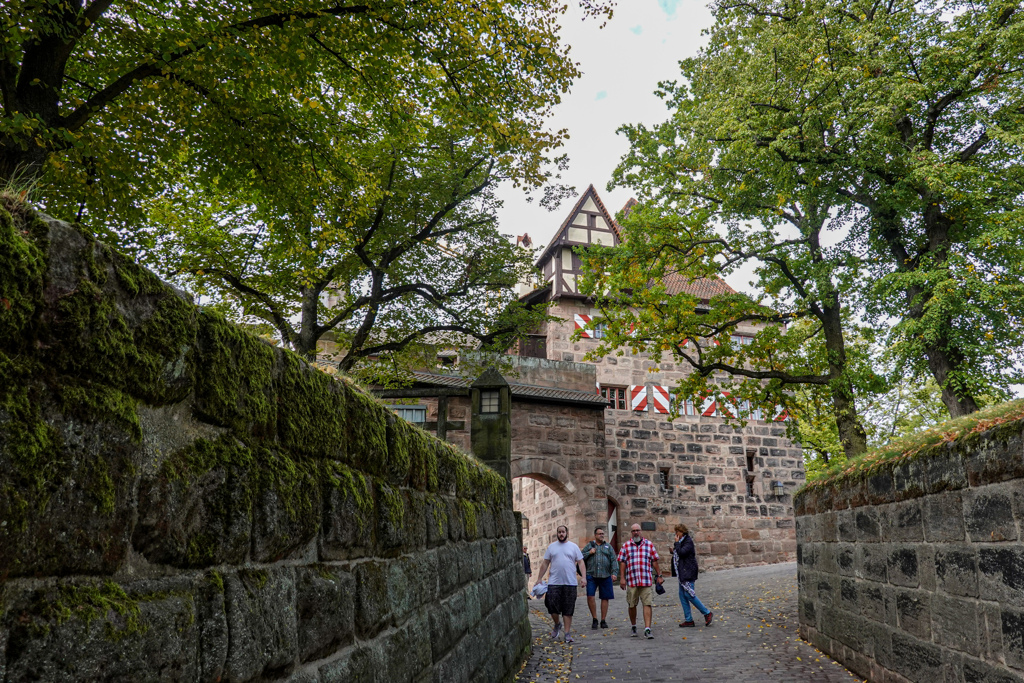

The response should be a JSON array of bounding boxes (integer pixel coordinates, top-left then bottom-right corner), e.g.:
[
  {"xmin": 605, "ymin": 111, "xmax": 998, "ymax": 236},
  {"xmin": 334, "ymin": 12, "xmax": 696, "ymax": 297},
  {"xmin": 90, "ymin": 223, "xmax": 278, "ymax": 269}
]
[{"xmin": 534, "ymin": 184, "xmax": 621, "ymax": 268}]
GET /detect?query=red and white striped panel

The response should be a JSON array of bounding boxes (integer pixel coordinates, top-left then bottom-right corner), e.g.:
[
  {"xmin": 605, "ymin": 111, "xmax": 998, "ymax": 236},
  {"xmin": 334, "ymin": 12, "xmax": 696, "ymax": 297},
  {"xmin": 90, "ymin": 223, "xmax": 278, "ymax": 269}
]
[
  {"xmin": 630, "ymin": 385, "xmax": 648, "ymax": 412},
  {"xmin": 700, "ymin": 395, "xmax": 717, "ymax": 417},
  {"xmin": 651, "ymin": 385, "xmax": 670, "ymax": 414},
  {"xmin": 773, "ymin": 406, "xmax": 790, "ymax": 422},
  {"xmin": 574, "ymin": 314, "xmax": 593, "ymax": 338},
  {"xmin": 718, "ymin": 392, "xmax": 735, "ymax": 418},
  {"xmin": 596, "ymin": 381, "xmax": 601, "ymax": 396}
]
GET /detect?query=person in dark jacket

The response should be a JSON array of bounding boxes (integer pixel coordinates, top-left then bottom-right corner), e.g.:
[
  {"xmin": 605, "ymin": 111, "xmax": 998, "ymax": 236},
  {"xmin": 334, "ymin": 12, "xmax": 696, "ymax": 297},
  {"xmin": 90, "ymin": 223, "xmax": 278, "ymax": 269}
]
[
  {"xmin": 523, "ymin": 546, "xmax": 532, "ymax": 577},
  {"xmin": 673, "ymin": 524, "xmax": 713, "ymax": 627}
]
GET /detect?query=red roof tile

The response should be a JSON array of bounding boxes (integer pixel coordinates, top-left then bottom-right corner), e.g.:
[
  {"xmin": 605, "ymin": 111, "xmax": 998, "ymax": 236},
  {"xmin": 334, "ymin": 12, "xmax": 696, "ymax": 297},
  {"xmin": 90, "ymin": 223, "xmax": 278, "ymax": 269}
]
[{"xmin": 661, "ymin": 272, "xmax": 736, "ymax": 299}]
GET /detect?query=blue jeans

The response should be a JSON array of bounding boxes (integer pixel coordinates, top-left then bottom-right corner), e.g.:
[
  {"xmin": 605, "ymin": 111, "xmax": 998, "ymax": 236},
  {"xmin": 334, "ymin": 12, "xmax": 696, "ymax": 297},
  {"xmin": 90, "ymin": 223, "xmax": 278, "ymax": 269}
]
[{"xmin": 678, "ymin": 582, "xmax": 709, "ymax": 622}]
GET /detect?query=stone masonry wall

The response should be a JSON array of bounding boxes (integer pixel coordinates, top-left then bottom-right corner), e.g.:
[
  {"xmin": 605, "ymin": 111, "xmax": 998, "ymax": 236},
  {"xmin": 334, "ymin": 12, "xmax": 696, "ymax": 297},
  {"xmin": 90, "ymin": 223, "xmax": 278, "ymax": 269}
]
[
  {"xmin": 544, "ymin": 298, "xmax": 803, "ymax": 569},
  {"xmin": 0, "ymin": 207, "xmax": 529, "ymax": 683},
  {"xmin": 794, "ymin": 419, "xmax": 1024, "ymax": 682}
]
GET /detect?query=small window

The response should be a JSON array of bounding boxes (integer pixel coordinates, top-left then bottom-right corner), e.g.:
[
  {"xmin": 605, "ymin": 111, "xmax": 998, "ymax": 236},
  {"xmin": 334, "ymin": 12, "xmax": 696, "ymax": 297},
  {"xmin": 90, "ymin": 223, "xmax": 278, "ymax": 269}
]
[
  {"xmin": 730, "ymin": 333, "xmax": 754, "ymax": 346},
  {"xmin": 746, "ymin": 450, "xmax": 756, "ymax": 472},
  {"xmin": 601, "ymin": 386, "xmax": 626, "ymax": 410},
  {"xmin": 659, "ymin": 468, "xmax": 671, "ymax": 491},
  {"xmin": 480, "ymin": 390, "xmax": 500, "ymax": 413},
  {"xmin": 388, "ymin": 405, "xmax": 426, "ymax": 425},
  {"xmin": 746, "ymin": 476, "xmax": 756, "ymax": 498},
  {"xmin": 592, "ymin": 322, "xmax": 607, "ymax": 339}
]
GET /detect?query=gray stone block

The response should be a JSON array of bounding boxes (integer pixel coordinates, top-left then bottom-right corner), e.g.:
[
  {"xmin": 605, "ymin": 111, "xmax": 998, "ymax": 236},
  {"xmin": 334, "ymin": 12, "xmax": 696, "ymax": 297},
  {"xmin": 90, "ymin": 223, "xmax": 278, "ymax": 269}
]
[
  {"xmin": 295, "ymin": 565, "xmax": 355, "ymax": 663},
  {"xmin": 881, "ymin": 500, "xmax": 924, "ymax": 542},
  {"xmin": 838, "ymin": 510, "xmax": 857, "ymax": 541},
  {"xmin": 891, "ymin": 631, "xmax": 944, "ymax": 681},
  {"xmin": 382, "ymin": 613, "xmax": 432, "ymax": 682},
  {"xmin": 965, "ymin": 487, "xmax": 1018, "ymax": 543},
  {"xmin": 963, "ymin": 656, "xmax": 1024, "ymax": 683},
  {"xmin": 437, "ymin": 544, "xmax": 461, "ymax": 598},
  {"xmin": 1004, "ymin": 608, "xmax": 1024, "ymax": 671},
  {"xmin": 354, "ymin": 560, "xmax": 391, "ymax": 638},
  {"xmin": 936, "ymin": 546, "xmax": 979, "ymax": 598},
  {"xmin": 319, "ymin": 643, "xmax": 385, "ymax": 683},
  {"xmin": 320, "ymin": 474, "xmax": 376, "ymax": 561},
  {"xmin": 429, "ymin": 590, "xmax": 467, "ymax": 660},
  {"xmin": 225, "ymin": 567, "xmax": 298, "ymax": 681},
  {"xmin": 923, "ymin": 448, "xmax": 969, "ymax": 494},
  {"xmin": 433, "ymin": 637, "xmax": 470, "ymax": 683},
  {"xmin": 978, "ymin": 547, "xmax": 1024, "ymax": 603},
  {"xmin": 858, "ymin": 543, "xmax": 889, "ymax": 583},
  {"xmin": 932, "ymin": 594, "xmax": 982, "ymax": 656},
  {"xmin": 888, "ymin": 546, "xmax": 920, "ymax": 587},
  {"xmin": 896, "ymin": 589, "xmax": 931, "ymax": 640},
  {"xmin": 924, "ymin": 491, "xmax": 966, "ymax": 542},
  {"xmin": 252, "ymin": 481, "xmax": 321, "ymax": 563},
  {"xmin": 3, "ymin": 575, "xmax": 228, "ymax": 683},
  {"xmin": 836, "ymin": 543, "xmax": 855, "ymax": 576},
  {"xmin": 855, "ymin": 508, "xmax": 882, "ymax": 542}
]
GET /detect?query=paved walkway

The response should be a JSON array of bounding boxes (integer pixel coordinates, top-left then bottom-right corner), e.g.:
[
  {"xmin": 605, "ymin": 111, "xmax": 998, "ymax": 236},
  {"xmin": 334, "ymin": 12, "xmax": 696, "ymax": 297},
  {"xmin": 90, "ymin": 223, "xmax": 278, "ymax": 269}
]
[{"xmin": 516, "ymin": 562, "xmax": 862, "ymax": 683}]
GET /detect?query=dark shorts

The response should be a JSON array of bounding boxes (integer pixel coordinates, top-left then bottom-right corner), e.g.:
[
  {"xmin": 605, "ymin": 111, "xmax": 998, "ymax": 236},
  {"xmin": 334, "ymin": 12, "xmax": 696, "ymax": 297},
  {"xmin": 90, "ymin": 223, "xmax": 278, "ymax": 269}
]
[
  {"xmin": 586, "ymin": 576, "xmax": 615, "ymax": 600},
  {"xmin": 544, "ymin": 584, "xmax": 577, "ymax": 617}
]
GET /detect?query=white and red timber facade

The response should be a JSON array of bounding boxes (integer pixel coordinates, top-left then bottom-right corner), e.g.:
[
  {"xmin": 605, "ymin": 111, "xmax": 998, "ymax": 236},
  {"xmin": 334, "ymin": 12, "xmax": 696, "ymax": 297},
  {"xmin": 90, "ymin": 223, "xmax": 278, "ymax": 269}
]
[{"xmin": 394, "ymin": 185, "xmax": 805, "ymax": 571}]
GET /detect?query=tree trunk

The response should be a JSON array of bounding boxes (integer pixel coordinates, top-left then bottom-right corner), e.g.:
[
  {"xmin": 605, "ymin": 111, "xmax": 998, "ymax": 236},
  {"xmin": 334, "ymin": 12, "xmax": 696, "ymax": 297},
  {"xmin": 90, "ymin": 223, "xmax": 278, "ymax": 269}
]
[
  {"xmin": 0, "ymin": 141, "xmax": 49, "ymax": 185},
  {"xmin": 820, "ymin": 297, "xmax": 868, "ymax": 460},
  {"xmin": 924, "ymin": 344, "xmax": 980, "ymax": 417},
  {"xmin": 293, "ymin": 287, "xmax": 321, "ymax": 360}
]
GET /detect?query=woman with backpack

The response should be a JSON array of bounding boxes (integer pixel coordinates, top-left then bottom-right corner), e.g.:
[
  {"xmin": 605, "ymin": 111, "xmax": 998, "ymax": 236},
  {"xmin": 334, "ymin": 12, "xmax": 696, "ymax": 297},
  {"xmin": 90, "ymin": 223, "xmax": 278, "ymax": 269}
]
[{"xmin": 673, "ymin": 524, "xmax": 713, "ymax": 627}]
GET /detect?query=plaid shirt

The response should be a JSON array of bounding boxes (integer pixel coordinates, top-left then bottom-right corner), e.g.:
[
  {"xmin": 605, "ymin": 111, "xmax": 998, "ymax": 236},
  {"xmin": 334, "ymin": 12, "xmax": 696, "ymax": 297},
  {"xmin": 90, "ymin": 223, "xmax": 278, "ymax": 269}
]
[
  {"xmin": 581, "ymin": 541, "xmax": 618, "ymax": 579},
  {"xmin": 617, "ymin": 538, "xmax": 659, "ymax": 587}
]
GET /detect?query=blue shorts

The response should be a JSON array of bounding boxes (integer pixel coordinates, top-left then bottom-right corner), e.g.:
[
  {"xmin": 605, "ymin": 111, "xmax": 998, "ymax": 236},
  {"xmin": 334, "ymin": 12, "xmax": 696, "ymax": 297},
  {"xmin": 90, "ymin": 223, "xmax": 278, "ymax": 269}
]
[{"xmin": 586, "ymin": 576, "xmax": 615, "ymax": 600}]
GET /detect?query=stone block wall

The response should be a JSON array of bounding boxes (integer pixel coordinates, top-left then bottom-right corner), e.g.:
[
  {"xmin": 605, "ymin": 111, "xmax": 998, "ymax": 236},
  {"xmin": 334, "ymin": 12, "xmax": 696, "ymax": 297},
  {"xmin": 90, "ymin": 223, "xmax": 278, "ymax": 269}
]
[
  {"xmin": 795, "ymin": 420, "xmax": 1024, "ymax": 682},
  {"xmin": 544, "ymin": 298, "xmax": 803, "ymax": 569},
  {"xmin": 0, "ymin": 207, "xmax": 529, "ymax": 683}
]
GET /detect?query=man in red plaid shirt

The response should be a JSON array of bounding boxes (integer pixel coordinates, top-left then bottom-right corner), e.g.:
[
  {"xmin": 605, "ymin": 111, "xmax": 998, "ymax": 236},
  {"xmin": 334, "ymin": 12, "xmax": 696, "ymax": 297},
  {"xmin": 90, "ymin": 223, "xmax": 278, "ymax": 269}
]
[{"xmin": 617, "ymin": 523, "xmax": 664, "ymax": 639}]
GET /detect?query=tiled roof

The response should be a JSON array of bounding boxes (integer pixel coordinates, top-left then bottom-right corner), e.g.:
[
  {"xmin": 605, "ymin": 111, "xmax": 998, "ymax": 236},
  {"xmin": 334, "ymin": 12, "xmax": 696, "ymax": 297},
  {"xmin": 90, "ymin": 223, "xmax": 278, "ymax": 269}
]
[
  {"xmin": 662, "ymin": 273, "xmax": 736, "ymax": 299},
  {"xmin": 409, "ymin": 372, "xmax": 607, "ymax": 408}
]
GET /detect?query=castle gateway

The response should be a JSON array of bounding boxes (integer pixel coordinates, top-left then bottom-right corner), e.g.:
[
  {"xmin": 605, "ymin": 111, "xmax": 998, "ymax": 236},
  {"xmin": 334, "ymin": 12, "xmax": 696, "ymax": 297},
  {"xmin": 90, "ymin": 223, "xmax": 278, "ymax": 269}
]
[{"xmin": 393, "ymin": 185, "xmax": 805, "ymax": 570}]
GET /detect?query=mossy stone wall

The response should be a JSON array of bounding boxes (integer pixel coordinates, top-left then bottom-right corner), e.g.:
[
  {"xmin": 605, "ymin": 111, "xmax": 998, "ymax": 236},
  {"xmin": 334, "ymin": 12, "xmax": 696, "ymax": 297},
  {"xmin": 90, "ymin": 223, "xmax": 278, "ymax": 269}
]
[
  {"xmin": 0, "ymin": 207, "xmax": 530, "ymax": 683},
  {"xmin": 794, "ymin": 418, "xmax": 1024, "ymax": 682}
]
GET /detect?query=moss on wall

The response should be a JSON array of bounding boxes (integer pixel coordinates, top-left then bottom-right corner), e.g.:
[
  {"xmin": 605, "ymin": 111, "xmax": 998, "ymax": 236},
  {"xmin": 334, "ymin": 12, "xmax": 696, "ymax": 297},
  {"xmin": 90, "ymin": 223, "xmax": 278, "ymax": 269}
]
[
  {"xmin": 193, "ymin": 311, "xmax": 277, "ymax": 437},
  {"xmin": 0, "ymin": 203, "xmax": 48, "ymax": 352}
]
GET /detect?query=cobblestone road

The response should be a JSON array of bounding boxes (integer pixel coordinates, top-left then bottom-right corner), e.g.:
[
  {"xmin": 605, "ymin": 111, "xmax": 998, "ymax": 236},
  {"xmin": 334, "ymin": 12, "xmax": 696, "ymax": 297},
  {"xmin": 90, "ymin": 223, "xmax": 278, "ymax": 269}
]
[{"xmin": 516, "ymin": 562, "xmax": 862, "ymax": 683}]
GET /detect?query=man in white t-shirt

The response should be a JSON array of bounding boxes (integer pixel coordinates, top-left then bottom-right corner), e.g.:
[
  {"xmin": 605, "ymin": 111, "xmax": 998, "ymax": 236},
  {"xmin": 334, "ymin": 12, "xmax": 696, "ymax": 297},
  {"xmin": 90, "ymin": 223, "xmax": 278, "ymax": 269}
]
[{"xmin": 533, "ymin": 525, "xmax": 586, "ymax": 644}]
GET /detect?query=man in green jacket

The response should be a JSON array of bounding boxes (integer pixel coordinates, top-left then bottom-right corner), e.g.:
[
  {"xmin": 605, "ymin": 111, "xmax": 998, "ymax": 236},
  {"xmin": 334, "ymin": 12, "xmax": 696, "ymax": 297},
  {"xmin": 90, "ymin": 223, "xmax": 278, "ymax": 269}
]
[{"xmin": 581, "ymin": 526, "xmax": 618, "ymax": 629}]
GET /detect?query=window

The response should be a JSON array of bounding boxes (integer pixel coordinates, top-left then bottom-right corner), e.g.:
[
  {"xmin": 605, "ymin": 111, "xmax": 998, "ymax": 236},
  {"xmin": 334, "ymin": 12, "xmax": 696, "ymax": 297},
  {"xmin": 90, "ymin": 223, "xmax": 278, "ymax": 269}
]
[
  {"xmin": 601, "ymin": 386, "xmax": 626, "ymax": 410},
  {"xmin": 388, "ymin": 405, "xmax": 426, "ymax": 425},
  {"xmin": 592, "ymin": 322, "xmax": 607, "ymax": 339},
  {"xmin": 659, "ymin": 468, "xmax": 671, "ymax": 491},
  {"xmin": 746, "ymin": 477, "xmax": 756, "ymax": 498},
  {"xmin": 480, "ymin": 390, "xmax": 500, "ymax": 413},
  {"xmin": 731, "ymin": 333, "xmax": 754, "ymax": 346}
]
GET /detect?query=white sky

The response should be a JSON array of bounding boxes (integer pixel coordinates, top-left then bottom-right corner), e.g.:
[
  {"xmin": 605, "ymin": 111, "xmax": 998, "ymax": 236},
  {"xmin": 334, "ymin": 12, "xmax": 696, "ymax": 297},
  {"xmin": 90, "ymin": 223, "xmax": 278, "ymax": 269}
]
[{"xmin": 495, "ymin": 0, "xmax": 715, "ymax": 265}]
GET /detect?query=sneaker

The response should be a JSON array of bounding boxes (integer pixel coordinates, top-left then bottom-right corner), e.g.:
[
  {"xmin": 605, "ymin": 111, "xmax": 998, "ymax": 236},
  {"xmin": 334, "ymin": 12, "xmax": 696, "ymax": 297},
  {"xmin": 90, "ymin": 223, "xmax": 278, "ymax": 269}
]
[
  {"xmin": 644, "ymin": 627, "xmax": 653, "ymax": 639},
  {"xmin": 631, "ymin": 625, "xmax": 638, "ymax": 637},
  {"xmin": 600, "ymin": 620, "xmax": 609, "ymax": 629},
  {"xmin": 679, "ymin": 621, "xmax": 696, "ymax": 628},
  {"xmin": 592, "ymin": 618, "xmax": 599, "ymax": 630},
  {"xmin": 551, "ymin": 623, "xmax": 562, "ymax": 639},
  {"xmin": 564, "ymin": 634, "xmax": 574, "ymax": 644},
  {"xmin": 704, "ymin": 612, "xmax": 714, "ymax": 627}
]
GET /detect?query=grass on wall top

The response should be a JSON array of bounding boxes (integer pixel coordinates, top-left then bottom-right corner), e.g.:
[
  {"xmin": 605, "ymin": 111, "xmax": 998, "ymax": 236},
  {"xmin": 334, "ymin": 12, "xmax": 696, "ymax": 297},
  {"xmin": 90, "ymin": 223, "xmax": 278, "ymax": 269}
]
[{"xmin": 802, "ymin": 398, "xmax": 1024, "ymax": 492}]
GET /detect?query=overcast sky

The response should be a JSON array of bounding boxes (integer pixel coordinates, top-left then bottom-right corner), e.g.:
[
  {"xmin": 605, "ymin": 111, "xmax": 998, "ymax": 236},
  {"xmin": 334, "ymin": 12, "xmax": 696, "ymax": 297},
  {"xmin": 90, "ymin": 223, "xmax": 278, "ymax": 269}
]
[{"xmin": 495, "ymin": 0, "xmax": 714, "ymax": 262}]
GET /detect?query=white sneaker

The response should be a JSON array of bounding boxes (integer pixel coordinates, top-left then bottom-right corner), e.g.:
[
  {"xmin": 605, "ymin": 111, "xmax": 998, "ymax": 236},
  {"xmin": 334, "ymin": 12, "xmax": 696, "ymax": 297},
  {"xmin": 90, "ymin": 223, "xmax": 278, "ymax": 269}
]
[{"xmin": 645, "ymin": 627, "xmax": 653, "ymax": 639}]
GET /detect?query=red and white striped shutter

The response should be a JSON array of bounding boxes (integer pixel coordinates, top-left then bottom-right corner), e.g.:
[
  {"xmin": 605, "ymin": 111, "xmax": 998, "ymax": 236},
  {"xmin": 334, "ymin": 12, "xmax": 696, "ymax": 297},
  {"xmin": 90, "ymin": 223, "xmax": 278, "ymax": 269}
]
[
  {"xmin": 719, "ymin": 392, "xmax": 735, "ymax": 418},
  {"xmin": 651, "ymin": 385, "xmax": 670, "ymax": 414},
  {"xmin": 630, "ymin": 385, "xmax": 648, "ymax": 411},
  {"xmin": 596, "ymin": 381, "xmax": 601, "ymax": 396},
  {"xmin": 628, "ymin": 323, "xmax": 636, "ymax": 337},
  {"xmin": 700, "ymin": 395, "xmax": 717, "ymax": 417},
  {"xmin": 773, "ymin": 406, "xmax": 789, "ymax": 422},
  {"xmin": 574, "ymin": 314, "xmax": 592, "ymax": 338}
]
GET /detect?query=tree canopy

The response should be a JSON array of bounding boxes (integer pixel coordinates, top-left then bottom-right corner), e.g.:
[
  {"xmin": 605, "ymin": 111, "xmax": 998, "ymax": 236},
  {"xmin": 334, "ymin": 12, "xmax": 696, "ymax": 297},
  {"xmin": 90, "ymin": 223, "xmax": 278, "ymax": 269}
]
[
  {"xmin": 137, "ymin": 118, "xmax": 547, "ymax": 380},
  {"xmin": 3, "ymin": 0, "xmax": 611, "ymax": 222},
  {"xmin": 584, "ymin": 0, "xmax": 1024, "ymax": 458}
]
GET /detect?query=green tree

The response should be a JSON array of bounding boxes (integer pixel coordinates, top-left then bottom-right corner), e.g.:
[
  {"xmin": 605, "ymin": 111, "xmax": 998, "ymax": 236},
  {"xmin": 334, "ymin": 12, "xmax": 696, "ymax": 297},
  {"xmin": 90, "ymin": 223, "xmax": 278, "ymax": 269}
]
[
  {"xmin": 702, "ymin": 0, "xmax": 1024, "ymax": 417},
  {"xmin": 137, "ymin": 120, "xmax": 548, "ymax": 377},
  {"xmin": 1, "ymin": 0, "xmax": 611, "ymax": 216}
]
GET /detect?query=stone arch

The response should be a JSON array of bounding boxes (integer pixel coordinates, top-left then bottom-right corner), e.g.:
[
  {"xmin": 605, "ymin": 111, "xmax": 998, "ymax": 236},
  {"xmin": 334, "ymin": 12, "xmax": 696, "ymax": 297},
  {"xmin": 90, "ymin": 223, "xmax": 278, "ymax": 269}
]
[{"xmin": 511, "ymin": 457, "xmax": 607, "ymax": 549}]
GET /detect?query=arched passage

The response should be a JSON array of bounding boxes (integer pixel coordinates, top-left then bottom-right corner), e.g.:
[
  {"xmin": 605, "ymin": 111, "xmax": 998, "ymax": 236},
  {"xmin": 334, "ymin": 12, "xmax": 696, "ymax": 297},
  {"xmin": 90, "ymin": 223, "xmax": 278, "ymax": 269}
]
[{"xmin": 511, "ymin": 457, "xmax": 608, "ymax": 557}]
